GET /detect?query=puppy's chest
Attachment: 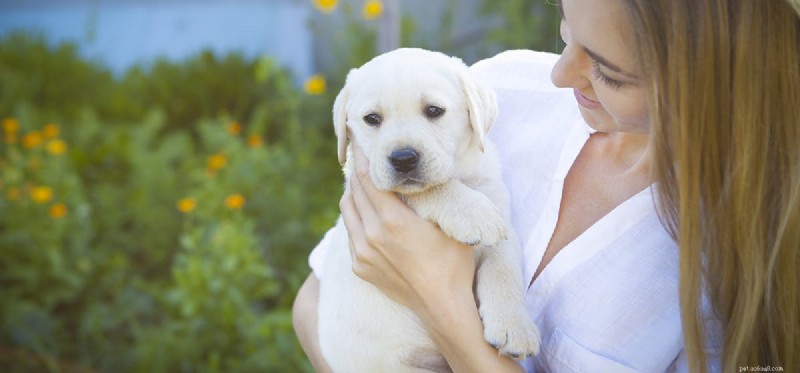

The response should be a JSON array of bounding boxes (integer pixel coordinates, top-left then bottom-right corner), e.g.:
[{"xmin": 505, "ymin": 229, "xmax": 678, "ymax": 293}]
[{"xmin": 400, "ymin": 176, "xmax": 484, "ymax": 217}]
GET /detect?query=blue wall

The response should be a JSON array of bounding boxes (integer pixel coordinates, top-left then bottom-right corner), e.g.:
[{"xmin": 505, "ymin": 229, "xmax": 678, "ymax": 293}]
[{"xmin": 0, "ymin": 0, "xmax": 313, "ymax": 79}]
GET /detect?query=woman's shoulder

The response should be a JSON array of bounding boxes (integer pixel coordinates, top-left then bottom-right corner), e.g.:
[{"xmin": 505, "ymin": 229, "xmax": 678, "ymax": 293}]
[
  {"xmin": 473, "ymin": 50, "xmax": 577, "ymax": 147},
  {"xmin": 470, "ymin": 50, "xmax": 562, "ymax": 93}
]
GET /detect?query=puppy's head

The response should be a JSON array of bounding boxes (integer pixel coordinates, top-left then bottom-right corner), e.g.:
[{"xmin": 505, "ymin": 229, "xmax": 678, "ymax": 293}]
[{"xmin": 333, "ymin": 48, "xmax": 497, "ymax": 194}]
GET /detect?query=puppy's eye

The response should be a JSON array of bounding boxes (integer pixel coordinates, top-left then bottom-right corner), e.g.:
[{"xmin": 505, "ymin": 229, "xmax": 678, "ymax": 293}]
[
  {"xmin": 363, "ymin": 113, "xmax": 382, "ymax": 126},
  {"xmin": 424, "ymin": 105, "xmax": 445, "ymax": 119}
]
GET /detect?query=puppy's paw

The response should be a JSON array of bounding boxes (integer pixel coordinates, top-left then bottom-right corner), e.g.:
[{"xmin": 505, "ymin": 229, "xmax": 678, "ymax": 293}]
[
  {"xmin": 481, "ymin": 302, "xmax": 540, "ymax": 360},
  {"xmin": 438, "ymin": 198, "xmax": 507, "ymax": 248}
]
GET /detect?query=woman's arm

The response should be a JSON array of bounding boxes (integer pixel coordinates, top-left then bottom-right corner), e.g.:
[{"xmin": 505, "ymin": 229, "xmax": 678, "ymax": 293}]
[
  {"xmin": 339, "ymin": 145, "xmax": 524, "ymax": 373},
  {"xmin": 291, "ymin": 274, "xmax": 333, "ymax": 373},
  {"xmin": 419, "ymin": 285, "xmax": 527, "ymax": 373}
]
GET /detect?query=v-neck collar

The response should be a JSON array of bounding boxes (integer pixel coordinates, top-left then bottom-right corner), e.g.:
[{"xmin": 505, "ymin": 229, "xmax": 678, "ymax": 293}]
[{"xmin": 523, "ymin": 114, "xmax": 655, "ymax": 300}]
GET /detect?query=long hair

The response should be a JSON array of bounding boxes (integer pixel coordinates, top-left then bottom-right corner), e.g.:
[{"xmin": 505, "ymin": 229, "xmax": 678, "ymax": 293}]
[{"xmin": 621, "ymin": 0, "xmax": 800, "ymax": 371}]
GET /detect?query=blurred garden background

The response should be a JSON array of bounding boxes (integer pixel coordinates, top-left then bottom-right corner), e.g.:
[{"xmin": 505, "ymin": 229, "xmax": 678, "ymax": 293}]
[{"xmin": 0, "ymin": 0, "xmax": 560, "ymax": 371}]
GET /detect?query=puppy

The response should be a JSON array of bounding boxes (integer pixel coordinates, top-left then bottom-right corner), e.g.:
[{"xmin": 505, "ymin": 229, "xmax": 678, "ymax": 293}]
[{"xmin": 318, "ymin": 48, "xmax": 539, "ymax": 372}]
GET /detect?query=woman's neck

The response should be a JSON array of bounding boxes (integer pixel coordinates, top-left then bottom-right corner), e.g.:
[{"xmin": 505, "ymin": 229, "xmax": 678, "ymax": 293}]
[{"xmin": 591, "ymin": 131, "xmax": 653, "ymax": 180}]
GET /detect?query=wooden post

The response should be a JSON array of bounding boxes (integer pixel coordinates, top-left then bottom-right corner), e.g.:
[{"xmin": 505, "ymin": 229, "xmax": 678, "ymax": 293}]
[{"xmin": 377, "ymin": 0, "xmax": 400, "ymax": 53}]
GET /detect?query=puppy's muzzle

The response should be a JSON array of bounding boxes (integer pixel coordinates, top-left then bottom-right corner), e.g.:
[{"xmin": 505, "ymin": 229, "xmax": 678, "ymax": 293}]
[{"xmin": 389, "ymin": 147, "xmax": 420, "ymax": 174}]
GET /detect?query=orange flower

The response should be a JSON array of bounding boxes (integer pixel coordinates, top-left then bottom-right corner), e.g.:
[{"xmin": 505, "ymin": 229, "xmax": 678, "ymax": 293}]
[
  {"xmin": 3, "ymin": 118, "xmax": 19, "ymax": 134},
  {"xmin": 207, "ymin": 153, "xmax": 227, "ymax": 171},
  {"xmin": 247, "ymin": 134, "xmax": 263, "ymax": 148},
  {"xmin": 22, "ymin": 131, "xmax": 43, "ymax": 149},
  {"xmin": 49, "ymin": 203, "xmax": 68, "ymax": 218},
  {"xmin": 225, "ymin": 194, "xmax": 245, "ymax": 209},
  {"xmin": 176, "ymin": 197, "xmax": 197, "ymax": 213},
  {"xmin": 363, "ymin": 0, "xmax": 383, "ymax": 20},
  {"xmin": 304, "ymin": 74, "xmax": 326, "ymax": 95},
  {"xmin": 46, "ymin": 139, "xmax": 68, "ymax": 155},
  {"xmin": 42, "ymin": 124, "xmax": 59, "ymax": 138},
  {"xmin": 30, "ymin": 186, "xmax": 53, "ymax": 204},
  {"xmin": 227, "ymin": 121, "xmax": 242, "ymax": 135}
]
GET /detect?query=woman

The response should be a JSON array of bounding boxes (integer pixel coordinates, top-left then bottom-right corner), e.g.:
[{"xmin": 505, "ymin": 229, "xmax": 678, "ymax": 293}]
[{"xmin": 293, "ymin": 0, "xmax": 800, "ymax": 372}]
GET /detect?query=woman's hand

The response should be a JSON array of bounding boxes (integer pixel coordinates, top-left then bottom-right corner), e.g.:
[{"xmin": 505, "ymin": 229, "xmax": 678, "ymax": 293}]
[{"xmin": 339, "ymin": 144, "xmax": 476, "ymax": 318}]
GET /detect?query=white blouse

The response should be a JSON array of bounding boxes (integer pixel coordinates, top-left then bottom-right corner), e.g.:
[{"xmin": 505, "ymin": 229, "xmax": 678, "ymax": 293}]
[{"xmin": 309, "ymin": 50, "xmax": 720, "ymax": 372}]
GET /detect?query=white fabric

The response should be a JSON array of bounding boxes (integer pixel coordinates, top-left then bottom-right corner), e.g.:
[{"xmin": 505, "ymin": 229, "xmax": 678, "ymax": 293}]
[{"xmin": 309, "ymin": 50, "xmax": 720, "ymax": 372}]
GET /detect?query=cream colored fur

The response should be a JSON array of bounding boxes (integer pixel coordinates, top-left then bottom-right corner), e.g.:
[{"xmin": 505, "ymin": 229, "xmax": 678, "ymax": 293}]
[{"xmin": 318, "ymin": 48, "xmax": 540, "ymax": 373}]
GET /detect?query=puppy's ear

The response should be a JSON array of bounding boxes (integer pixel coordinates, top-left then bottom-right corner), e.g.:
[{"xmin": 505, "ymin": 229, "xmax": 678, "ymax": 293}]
[
  {"xmin": 459, "ymin": 69, "xmax": 498, "ymax": 152},
  {"xmin": 333, "ymin": 70, "xmax": 354, "ymax": 166}
]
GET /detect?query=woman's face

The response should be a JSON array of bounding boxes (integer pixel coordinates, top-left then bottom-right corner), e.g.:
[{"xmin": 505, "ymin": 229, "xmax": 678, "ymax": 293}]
[{"xmin": 551, "ymin": 0, "xmax": 650, "ymax": 133}]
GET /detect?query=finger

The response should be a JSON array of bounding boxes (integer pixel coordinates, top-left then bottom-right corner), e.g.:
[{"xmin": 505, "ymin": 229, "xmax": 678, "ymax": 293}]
[
  {"xmin": 341, "ymin": 187, "xmax": 375, "ymax": 280},
  {"xmin": 352, "ymin": 142, "xmax": 371, "ymax": 182},
  {"xmin": 351, "ymin": 143, "xmax": 409, "ymax": 215},
  {"xmin": 340, "ymin": 185, "xmax": 364, "ymax": 242},
  {"xmin": 348, "ymin": 169, "xmax": 380, "ymax": 232}
]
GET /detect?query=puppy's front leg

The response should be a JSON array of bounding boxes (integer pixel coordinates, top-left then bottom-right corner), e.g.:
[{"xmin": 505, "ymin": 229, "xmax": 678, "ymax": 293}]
[
  {"xmin": 475, "ymin": 235, "xmax": 541, "ymax": 359},
  {"xmin": 404, "ymin": 180, "xmax": 506, "ymax": 248},
  {"xmin": 405, "ymin": 180, "xmax": 540, "ymax": 359}
]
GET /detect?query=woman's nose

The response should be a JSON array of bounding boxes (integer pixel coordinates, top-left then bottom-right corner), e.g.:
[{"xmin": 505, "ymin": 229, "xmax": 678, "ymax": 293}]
[{"xmin": 551, "ymin": 43, "xmax": 592, "ymax": 90}]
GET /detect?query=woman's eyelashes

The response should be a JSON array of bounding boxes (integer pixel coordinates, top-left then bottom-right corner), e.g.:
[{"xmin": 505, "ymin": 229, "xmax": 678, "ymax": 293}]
[{"xmin": 591, "ymin": 60, "xmax": 624, "ymax": 90}]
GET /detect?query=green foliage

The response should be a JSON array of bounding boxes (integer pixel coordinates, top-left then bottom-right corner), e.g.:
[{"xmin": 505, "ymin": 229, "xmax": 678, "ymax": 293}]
[
  {"xmin": 0, "ymin": 33, "xmax": 120, "ymax": 121},
  {"xmin": 119, "ymin": 52, "xmax": 302, "ymax": 138},
  {"xmin": 0, "ymin": 34, "xmax": 338, "ymax": 372},
  {"xmin": 480, "ymin": 0, "xmax": 563, "ymax": 53}
]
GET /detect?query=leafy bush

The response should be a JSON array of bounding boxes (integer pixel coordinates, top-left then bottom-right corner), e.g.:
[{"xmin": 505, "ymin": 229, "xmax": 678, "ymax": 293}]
[
  {"xmin": 0, "ymin": 33, "xmax": 120, "ymax": 122},
  {"xmin": 0, "ymin": 33, "xmax": 339, "ymax": 372},
  {"xmin": 119, "ymin": 53, "xmax": 305, "ymax": 139},
  {"xmin": 480, "ymin": 0, "xmax": 563, "ymax": 53}
]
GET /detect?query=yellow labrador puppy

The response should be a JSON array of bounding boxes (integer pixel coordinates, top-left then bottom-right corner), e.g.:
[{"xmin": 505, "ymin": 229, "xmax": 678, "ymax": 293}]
[{"xmin": 318, "ymin": 48, "xmax": 539, "ymax": 372}]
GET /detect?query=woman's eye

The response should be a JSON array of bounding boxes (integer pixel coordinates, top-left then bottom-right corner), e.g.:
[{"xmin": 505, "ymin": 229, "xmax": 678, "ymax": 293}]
[
  {"xmin": 424, "ymin": 105, "xmax": 445, "ymax": 119},
  {"xmin": 363, "ymin": 113, "xmax": 382, "ymax": 126},
  {"xmin": 591, "ymin": 61, "xmax": 624, "ymax": 90}
]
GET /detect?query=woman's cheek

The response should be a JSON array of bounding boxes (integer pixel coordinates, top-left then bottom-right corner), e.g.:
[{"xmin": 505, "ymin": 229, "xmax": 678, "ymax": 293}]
[{"xmin": 602, "ymin": 91, "xmax": 650, "ymax": 132}]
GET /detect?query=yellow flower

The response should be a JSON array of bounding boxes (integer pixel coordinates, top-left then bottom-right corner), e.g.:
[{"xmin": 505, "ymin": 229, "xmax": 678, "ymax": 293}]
[
  {"xmin": 46, "ymin": 139, "xmax": 68, "ymax": 155},
  {"xmin": 3, "ymin": 118, "xmax": 19, "ymax": 134},
  {"xmin": 247, "ymin": 134, "xmax": 263, "ymax": 148},
  {"xmin": 42, "ymin": 124, "xmax": 59, "ymax": 138},
  {"xmin": 49, "ymin": 203, "xmax": 68, "ymax": 219},
  {"xmin": 176, "ymin": 197, "xmax": 197, "ymax": 213},
  {"xmin": 22, "ymin": 131, "xmax": 43, "ymax": 149},
  {"xmin": 225, "ymin": 194, "xmax": 246, "ymax": 209},
  {"xmin": 304, "ymin": 74, "xmax": 326, "ymax": 95},
  {"xmin": 227, "ymin": 121, "xmax": 242, "ymax": 135},
  {"xmin": 6, "ymin": 187, "xmax": 20, "ymax": 201},
  {"xmin": 363, "ymin": 0, "xmax": 383, "ymax": 20},
  {"xmin": 207, "ymin": 153, "xmax": 227, "ymax": 171},
  {"xmin": 313, "ymin": 0, "xmax": 338, "ymax": 13},
  {"xmin": 30, "ymin": 186, "xmax": 53, "ymax": 204}
]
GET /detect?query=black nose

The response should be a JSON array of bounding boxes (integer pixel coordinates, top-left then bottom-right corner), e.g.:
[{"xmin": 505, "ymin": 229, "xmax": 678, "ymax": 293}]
[{"xmin": 389, "ymin": 148, "xmax": 419, "ymax": 174}]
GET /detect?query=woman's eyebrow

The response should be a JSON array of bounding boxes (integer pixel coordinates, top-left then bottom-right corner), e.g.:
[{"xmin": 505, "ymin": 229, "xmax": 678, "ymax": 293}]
[{"xmin": 583, "ymin": 47, "xmax": 640, "ymax": 79}]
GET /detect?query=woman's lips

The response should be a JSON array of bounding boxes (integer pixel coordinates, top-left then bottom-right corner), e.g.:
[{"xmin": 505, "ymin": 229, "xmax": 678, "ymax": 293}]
[{"xmin": 573, "ymin": 89, "xmax": 601, "ymax": 109}]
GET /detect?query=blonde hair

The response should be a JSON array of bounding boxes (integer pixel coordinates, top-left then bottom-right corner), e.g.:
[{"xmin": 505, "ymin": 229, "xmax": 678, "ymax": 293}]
[
  {"xmin": 622, "ymin": 0, "xmax": 800, "ymax": 371},
  {"xmin": 790, "ymin": 0, "xmax": 800, "ymax": 16}
]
